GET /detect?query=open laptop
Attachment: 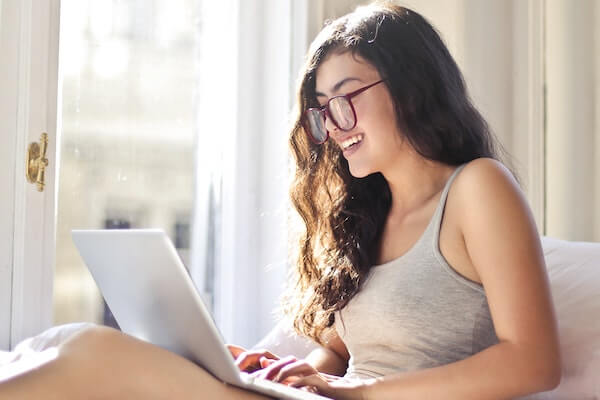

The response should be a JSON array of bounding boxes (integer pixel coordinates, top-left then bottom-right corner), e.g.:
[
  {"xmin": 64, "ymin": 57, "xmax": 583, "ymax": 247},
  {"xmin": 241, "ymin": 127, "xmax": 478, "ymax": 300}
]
[{"xmin": 72, "ymin": 229, "xmax": 330, "ymax": 400}]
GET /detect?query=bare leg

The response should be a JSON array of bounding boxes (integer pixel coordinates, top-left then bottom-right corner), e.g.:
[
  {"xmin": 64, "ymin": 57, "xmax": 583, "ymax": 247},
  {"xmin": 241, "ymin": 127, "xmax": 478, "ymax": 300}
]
[{"xmin": 0, "ymin": 326, "xmax": 273, "ymax": 399}]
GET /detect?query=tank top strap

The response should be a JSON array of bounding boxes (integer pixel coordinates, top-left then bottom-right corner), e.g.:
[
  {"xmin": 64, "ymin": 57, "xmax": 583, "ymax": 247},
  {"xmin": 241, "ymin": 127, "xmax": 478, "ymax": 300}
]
[{"xmin": 429, "ymin": 163, "xmax": 467, "ymax": 238}]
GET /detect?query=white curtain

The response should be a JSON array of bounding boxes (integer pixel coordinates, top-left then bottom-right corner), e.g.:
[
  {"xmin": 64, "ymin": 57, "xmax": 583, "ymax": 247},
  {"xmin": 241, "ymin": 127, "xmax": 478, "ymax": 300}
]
[
  {"xmin": 190, "ymin": 0, "xmax": 294, "ymax": 348},
  {"xmin": 546, "ymin": 0, "xmax": 600, "ymax": 242}
]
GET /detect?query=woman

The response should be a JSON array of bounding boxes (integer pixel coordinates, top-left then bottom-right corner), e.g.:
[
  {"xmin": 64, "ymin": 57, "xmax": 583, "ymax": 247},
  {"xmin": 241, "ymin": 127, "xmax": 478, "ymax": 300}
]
[{"xmin": 0, "ymin": 2, "xmax": 560, "ymax": 399}]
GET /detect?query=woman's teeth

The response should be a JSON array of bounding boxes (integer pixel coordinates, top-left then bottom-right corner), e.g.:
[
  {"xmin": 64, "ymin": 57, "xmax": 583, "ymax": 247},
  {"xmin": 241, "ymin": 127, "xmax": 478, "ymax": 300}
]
[{"xmin": 341, "ymin": 134, "xmax": 364, "ymax": 150}]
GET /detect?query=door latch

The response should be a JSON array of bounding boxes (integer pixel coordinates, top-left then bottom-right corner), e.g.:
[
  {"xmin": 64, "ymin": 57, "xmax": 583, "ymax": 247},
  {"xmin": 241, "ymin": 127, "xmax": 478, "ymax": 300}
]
[{"xmin": 26, "ymin": 133, "xmax": 49, "ymax": 192}]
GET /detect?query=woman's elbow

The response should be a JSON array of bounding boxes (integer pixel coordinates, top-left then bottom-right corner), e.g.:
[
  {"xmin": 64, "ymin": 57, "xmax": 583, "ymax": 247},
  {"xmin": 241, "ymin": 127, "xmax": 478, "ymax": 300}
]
[
  {"xmin": 533, "ymin": 350, "xmax": 562, "ymax": 392},
  {"xmin": 542, "ymin": 360, "xmax": 562, "ymax": 391}
]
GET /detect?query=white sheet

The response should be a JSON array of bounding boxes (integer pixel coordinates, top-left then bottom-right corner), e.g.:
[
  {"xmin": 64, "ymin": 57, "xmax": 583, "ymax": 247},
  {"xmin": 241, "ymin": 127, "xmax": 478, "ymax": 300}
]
[{"xmin": 0, "ymin": 322, "xmax": 93, "ymax": 382}]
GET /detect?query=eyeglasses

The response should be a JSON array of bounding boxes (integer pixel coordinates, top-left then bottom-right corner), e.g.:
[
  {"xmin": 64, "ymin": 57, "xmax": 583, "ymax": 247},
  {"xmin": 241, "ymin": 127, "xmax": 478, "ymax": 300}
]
[{"xmin": 302, "ymin": 79, "xmax": 385, "ymax": 144}]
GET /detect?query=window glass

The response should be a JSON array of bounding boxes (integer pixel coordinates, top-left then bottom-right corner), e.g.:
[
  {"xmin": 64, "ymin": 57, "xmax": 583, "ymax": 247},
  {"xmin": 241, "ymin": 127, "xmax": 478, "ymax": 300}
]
[{"xmin": 55, "ymin": 0, "xmax": 201, "ymax": 325}]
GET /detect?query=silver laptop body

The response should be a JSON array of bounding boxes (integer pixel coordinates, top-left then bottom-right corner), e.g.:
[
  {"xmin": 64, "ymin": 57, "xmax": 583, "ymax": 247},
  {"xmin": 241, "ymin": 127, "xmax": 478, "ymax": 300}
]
[{"xmin": 72, "ymin": 229, "xmax": 330, "ymax": 400}]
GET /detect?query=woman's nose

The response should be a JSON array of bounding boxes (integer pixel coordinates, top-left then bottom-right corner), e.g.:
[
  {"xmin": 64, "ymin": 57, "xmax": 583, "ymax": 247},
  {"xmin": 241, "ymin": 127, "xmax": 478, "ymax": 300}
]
[{"xmin": 324, "ymin": 115, "xmax": 339, "ymax": 137}]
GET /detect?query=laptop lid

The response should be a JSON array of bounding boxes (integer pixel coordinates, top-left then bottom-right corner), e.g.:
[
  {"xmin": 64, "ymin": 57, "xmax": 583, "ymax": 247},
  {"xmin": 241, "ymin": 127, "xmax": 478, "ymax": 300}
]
[{"xmin": 71, "ymin": 229, "xmax": 244, "ymax": 385}]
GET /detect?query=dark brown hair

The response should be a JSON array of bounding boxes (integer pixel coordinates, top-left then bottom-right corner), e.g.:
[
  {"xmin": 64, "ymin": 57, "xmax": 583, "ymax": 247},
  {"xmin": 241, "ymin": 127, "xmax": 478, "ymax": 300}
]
[{"xmin": 285, "ymin": 2, "xmax": 502, "ymax": 344}]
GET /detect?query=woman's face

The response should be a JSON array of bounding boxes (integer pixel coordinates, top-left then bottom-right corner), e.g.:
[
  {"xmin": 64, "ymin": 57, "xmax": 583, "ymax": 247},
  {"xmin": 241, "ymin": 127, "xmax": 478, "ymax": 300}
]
[{"xmin": 314, "ymin": 51, "xmax": 406, "ymax": 178}]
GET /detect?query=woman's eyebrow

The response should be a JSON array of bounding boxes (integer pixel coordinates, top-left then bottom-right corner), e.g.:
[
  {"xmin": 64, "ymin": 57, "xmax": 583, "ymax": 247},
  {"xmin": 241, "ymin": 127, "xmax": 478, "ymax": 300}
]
[{"xmin": 315, "ymin": 77, "xmax": 363, "ymax": 97}]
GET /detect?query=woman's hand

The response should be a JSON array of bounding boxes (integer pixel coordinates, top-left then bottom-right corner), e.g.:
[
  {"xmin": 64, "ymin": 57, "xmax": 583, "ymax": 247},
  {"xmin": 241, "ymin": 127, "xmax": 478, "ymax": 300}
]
[
  {"xmin": 253, "ymin": 355, "xmax": 369, "ymax": 400},
  {"xmin": 226, "ymin": 345, "xmax": 280, "ymax": 373}
]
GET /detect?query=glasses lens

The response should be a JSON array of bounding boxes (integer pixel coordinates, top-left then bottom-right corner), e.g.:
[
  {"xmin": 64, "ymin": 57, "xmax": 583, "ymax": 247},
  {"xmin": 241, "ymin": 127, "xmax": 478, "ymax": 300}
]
[
  {"xmin": 304, "ymin": 109, "xmax": 328, "ymax": 143},
  {"xmin": 329, "ymin": 97, "xmax": 355, "ymax": 130}
]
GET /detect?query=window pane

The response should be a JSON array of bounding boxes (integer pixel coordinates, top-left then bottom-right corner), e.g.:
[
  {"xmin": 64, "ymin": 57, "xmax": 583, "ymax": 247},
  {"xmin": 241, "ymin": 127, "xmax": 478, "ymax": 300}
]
[{"xmin": 54, "ymin": 0, "xmax": 201, "ymax": 325}]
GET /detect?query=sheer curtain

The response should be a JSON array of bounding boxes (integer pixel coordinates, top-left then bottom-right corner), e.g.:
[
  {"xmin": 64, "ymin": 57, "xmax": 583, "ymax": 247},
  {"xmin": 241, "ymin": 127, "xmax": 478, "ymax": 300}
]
[
  {"xmin": 190, "ymin": 0, "xmax": 294, "ymax": 348},
  {"xmin": 546, "ymin": 0, "xmax": 600, "ymax": 242}
]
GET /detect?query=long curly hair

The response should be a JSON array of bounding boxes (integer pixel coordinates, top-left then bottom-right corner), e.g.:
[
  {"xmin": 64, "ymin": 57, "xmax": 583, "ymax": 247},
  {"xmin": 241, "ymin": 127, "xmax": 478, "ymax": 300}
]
[{"xmin": 284, "ymin": 2, "xmax": 503, "ymax": 344}]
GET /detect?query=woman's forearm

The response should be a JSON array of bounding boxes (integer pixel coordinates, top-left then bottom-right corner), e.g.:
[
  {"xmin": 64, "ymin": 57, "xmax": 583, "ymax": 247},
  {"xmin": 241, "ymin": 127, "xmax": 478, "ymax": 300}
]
[{"xmin": 361, "ymin": 340, "xmax": 561, "ymax": 400}]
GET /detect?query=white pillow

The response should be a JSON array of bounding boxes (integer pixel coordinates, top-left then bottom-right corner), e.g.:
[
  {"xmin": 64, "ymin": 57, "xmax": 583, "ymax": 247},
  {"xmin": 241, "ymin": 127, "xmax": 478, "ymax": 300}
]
[{"xmin": 522, "ymin": 237, "xmax": 600, "ymax": 399}]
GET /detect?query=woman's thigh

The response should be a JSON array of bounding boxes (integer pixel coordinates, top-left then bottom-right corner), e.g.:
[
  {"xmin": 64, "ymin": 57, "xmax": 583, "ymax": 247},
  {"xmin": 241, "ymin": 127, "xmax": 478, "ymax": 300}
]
[{"xmin": 0, "ymin": 326, "xmax": 273, "ymax": 399}]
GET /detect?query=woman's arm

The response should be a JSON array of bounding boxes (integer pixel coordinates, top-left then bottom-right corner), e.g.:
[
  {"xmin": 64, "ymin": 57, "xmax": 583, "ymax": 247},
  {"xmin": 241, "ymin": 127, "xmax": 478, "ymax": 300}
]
[
  {"xmin": 359, "ymin": 158, "xmax": 561, "ymax": 399},
  {"xmin": 305, "ymin": 330, "xmax": 350, "ymax": 376},
  {"xmin": 233, "ymin": 328, "xmax": 349, "ymax": 377}
]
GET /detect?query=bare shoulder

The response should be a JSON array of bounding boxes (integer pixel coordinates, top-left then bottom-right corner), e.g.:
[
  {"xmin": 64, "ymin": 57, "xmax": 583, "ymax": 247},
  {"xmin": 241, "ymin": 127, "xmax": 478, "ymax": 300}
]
[
  {"xmin": 448, "ymin": 156, "xmax": 543, "ymax": 277},
  {"xmin": 451, "ymin": 157, "xmax": 525, "ymax": 225},
  {"xmin": 437, "ymin": 158, "xmax": 525, "ymax": 284},
  {"xmin": 454, "ymin": 157, "xmax": 518, "ymax": 194}
]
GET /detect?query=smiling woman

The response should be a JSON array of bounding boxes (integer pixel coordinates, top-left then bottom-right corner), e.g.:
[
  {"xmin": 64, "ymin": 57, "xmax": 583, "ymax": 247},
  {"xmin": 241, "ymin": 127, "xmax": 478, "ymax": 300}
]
[{"xmin": 279, "ymin": 3, "xmax": 559, "ymax": 398}]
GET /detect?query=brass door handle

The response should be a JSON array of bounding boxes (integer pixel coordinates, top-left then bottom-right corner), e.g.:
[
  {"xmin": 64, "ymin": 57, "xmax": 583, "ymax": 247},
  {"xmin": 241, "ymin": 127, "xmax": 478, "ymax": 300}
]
[{"xmin": 26, "ymin": 133, "xmax": 49, "ymax": 192}]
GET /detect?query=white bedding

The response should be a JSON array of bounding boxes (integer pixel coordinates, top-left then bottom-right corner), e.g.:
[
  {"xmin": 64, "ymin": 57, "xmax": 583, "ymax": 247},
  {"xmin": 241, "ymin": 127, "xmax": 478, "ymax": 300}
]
[{"xmin": 0, "ymin": 322, "xmax": 93, "ymax": 382}]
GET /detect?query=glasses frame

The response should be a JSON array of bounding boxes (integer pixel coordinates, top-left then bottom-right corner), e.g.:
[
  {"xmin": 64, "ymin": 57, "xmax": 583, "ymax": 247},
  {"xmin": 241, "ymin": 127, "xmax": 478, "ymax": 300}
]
[{"xmin": 302, "ymin": 79, "xmax": 385, "ymax": 145}]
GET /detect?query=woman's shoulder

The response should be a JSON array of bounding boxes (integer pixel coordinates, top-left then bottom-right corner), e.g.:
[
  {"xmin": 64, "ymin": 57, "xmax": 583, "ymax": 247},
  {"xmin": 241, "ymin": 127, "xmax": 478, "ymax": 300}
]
[
  {"xmin": 450, "ymin": 157, "xmax": 528, "ymax": 231},
  {"xmin": 457, "ymin": 157, "xmax": 516, "ymax": 186},
  {"xmin": 452, "ymin": 157, "xmax": 519, "ymax": 200}
]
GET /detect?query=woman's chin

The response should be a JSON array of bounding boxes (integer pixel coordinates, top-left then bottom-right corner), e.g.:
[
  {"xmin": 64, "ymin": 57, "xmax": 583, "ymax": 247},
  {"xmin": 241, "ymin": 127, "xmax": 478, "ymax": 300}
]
[{"xmin": 348, "ymin": 163, "xmax": 372, "ymax": 178}]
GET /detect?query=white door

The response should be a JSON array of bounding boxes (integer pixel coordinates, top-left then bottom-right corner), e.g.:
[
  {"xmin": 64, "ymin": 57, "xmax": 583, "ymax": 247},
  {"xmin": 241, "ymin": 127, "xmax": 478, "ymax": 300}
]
[{"xmin": 0, "ymin": 0, "xmax": 60, "ymax": 349}]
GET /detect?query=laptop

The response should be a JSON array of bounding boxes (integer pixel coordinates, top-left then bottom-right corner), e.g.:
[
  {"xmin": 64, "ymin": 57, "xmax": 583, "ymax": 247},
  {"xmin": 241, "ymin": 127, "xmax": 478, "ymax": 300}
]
[{"xmin": 72, "ymin": 229, "xmax": 330, "ymax": 400}]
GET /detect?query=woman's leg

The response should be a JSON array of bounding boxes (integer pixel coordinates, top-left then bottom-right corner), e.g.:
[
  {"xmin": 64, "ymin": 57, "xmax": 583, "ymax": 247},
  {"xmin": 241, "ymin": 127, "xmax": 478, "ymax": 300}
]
[{"xmin": 0, "ymin": 325, "xmax": 273, "ymax": 399}]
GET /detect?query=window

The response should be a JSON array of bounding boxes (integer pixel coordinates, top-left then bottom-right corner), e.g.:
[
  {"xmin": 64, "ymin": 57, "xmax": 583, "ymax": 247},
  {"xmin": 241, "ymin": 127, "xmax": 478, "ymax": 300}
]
[
  {"xmin": 55, "ymin": 0, "xmax": 201, "ymax": 325},
  {"xmin": 55, "ymin": 0, "xmax": 297, "ymax": 348}
]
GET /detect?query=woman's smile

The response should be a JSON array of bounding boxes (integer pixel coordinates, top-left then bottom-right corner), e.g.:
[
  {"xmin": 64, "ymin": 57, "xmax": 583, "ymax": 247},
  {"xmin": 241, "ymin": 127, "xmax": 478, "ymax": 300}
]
[{"xmin": 339, "ymin": 133, "xmax": 364, "ymax": 156}]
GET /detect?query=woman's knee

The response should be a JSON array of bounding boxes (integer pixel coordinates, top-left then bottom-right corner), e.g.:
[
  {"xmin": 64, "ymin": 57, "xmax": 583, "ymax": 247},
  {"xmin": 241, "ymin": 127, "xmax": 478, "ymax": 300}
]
[{"xmin": 58, "ymin": 324, "xmax": 122, "ymax": 358}]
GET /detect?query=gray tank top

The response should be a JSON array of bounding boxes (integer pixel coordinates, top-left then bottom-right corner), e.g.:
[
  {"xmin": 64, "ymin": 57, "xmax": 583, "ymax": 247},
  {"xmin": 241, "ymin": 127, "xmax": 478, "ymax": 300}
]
[{"xmin": 335, "ymin": 164, "xmax": 498, "ymax": 379}]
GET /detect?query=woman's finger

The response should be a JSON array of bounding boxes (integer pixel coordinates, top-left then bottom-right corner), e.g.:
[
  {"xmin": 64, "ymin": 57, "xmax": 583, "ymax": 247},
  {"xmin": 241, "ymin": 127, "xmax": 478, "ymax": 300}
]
[
  {"xmin": 253, "ymin": 355, "xmax": 297, "ymax": 380},
  {"xmin": 292, "ymin": 374, "xmax": 369, "ymax": 400},
  {"xmin": 226, "ymin": 344, "xmax": 247, "ymax": 359},
  {"xmin": 259, "ymin": 356, "xmax": 277, "ymax": 368},
  {"xmin": 273, "ymin": 360, "xmax": 319, "ymax": 383},
  {"xmin": 289, "ymin": 374, "xmax": 329, "ymax": 392},
  {"xmin": 235, "ymin": 349, "xmax": 280, "ymax": 372}
]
